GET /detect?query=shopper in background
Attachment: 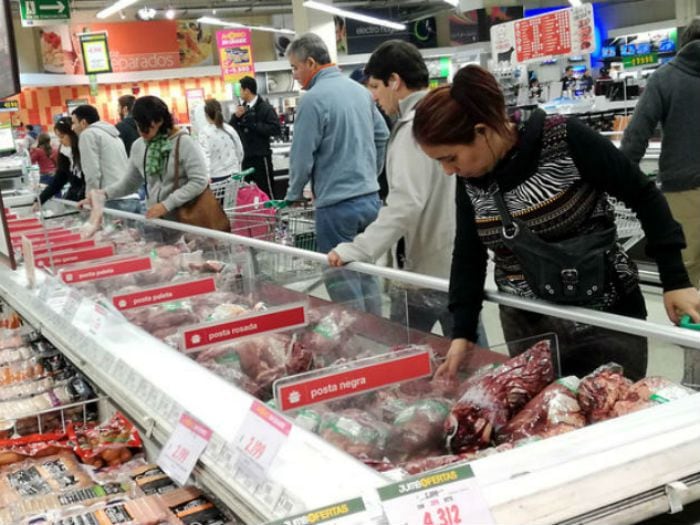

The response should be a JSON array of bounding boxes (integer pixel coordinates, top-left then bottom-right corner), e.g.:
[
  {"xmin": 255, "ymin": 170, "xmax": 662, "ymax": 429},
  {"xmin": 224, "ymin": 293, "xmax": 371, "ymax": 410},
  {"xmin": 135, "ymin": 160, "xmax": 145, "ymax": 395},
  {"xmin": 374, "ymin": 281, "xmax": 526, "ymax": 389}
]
[
  {"xmin": 286, "ymin": 33, "xmax": 390, "ymax": 314},
  {"xmin": 580, "ymin": 67, "xmax": 594, "ymax": 93},
  {"xmin": 199, "ymin": 98, "xmax": 244, "ymax": 182},
  {"xmin": 621, "ymin": 20, "xmax": 700, "ymax": 387},
  {"xmin": 30, "ymin": 133, "xmax": 57, "ymax": 184},
  {"xmin": 37, "ymin": 117, "xmax": 85, "ymax": 206},
  {"xmin": 116, "ymin": 94, "xmax": 139, "ymax": 156},
  {"xmin": 71, "ymin": 104, "xmax": 141, "ymax": 213},
  {"xmin": 230, "ymin": 76, "xmax": 281, "ymax": 198},
  {"xmin": 413, "ymin": 65, "xmax": 700, "ymax": 381},
  {"xmin": 561, "ymin": 65, "xmax": 576, "ymax": 92},
  {"xmin": 97, "ymin": 96, "xmax": 208, "ymax": 222},
  {"xmin": 328, "ymin": 40, "xmax": 486, "ymax": 343}
]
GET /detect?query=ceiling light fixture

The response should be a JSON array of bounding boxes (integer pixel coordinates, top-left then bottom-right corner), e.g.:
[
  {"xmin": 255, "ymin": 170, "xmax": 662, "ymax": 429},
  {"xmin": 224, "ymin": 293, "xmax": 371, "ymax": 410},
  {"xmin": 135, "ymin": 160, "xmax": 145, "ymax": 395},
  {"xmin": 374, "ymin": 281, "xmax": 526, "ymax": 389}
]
[
  {"xmin": 96, "ymin": 0, "xmax": 140, "ymax": 19},
  {"xmin": 442, "ymin": 0, "xmax": 459, "ymax": 6},
  {"xmin": 137, "ymin": 6, "xmax": 156, "ymax": 20},
  {"xmin": 302, "ymin": 1, "xmax": 406, "ymax": 31},
  {"xmin": 197, "ymin": 16, "xmax": 296, "ymax": 34},
  {"xmin": 165, "ymin": 7, "xmax": 175, "ymax": 19}
]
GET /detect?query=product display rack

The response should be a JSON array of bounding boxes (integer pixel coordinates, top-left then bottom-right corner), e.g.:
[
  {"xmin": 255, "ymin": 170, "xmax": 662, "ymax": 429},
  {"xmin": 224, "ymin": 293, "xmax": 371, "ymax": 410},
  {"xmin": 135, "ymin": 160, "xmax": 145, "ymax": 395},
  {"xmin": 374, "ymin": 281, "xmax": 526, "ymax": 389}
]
[{"xmin": 1, "ymin": 203, "xmax": 700, "ymax": 524}]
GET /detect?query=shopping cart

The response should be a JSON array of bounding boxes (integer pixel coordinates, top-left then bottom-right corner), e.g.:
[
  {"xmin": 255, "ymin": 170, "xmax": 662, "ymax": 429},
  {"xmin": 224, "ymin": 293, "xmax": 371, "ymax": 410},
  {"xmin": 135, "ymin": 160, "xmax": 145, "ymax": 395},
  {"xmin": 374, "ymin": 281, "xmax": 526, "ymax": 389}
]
[
  {"xmin": 609, "ymin": 197, "xmax": 644, "ymax": 251},
  {"xmin": 209, "ymin": 167, "xmax": 255, "ymax": 212}
]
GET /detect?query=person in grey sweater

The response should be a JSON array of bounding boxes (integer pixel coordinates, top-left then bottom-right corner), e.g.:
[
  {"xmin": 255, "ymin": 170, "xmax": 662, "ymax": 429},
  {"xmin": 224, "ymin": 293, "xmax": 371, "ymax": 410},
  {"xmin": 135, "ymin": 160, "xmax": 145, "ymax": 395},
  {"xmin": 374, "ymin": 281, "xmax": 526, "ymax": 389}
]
[
  {"xmin": 102, "ymin": 96, "xmax": 208, "ymax": 221},
  {"xmin": 621, "ymin": 20, "xmax": 700, "ymax": 388}
]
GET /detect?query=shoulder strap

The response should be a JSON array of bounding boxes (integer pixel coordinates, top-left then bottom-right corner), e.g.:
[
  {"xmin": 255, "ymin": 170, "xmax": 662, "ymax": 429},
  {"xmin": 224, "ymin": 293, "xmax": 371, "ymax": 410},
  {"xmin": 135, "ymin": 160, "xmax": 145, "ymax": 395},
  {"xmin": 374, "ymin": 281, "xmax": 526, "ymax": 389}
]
[
  {"xmin": 488, "ymin": 180, "xmax": 518, "ymax": 239},
  {"xmin": 172, "ymin": 135, "xmax": 182, "ymax": 192}
]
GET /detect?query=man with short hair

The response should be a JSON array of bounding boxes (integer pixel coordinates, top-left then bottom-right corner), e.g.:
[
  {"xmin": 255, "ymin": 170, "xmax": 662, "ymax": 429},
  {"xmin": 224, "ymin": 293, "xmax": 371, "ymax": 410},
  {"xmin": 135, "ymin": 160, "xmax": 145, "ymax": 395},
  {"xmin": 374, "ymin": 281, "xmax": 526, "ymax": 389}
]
[
  {"xmin": 116, "ymin": 94, "xmax": 139, "ymax": 156},
  {"xmin": 230, "ymin": 76, "xmax": 281, "ymax": 198},
  {"xmin": 327, "ymin": 40, "xmax": 486, "ymax": 342},
  {"xmin": 561, "ymin": 65, "xmax": 576, "ymax": 92},
  {"xmin": 71, "ymin": 104, "xmax": 141, "ymax": 213},
  {"xmin": 286, "ymin": 33, "xmax": 390, "ymax": 314},
  {"xmin": 622, "ymin": 20, "xmax": 700, "ymax": 387}
]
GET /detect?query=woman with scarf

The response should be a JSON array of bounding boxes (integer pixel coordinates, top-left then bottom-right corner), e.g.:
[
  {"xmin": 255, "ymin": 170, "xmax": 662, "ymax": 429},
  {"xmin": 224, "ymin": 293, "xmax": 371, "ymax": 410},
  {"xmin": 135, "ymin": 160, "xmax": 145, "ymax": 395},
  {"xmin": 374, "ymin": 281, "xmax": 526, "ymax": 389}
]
[
  {"xmin": 98, "ymin": 96, "xmax": 208, "ymax": 221},
  {"xmin": 37, "ymin": 117, "xmax": 85, "ymax": 206}
]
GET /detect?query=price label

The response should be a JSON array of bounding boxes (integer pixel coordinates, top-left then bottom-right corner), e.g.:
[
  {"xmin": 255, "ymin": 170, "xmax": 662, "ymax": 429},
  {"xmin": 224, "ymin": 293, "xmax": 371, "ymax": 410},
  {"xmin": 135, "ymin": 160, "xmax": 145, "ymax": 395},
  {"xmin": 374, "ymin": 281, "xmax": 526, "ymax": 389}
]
[
  {"xmin": 378, "ymin": 465, "xmax": 494, "ymax": 525},
  {"xmin": 232, "ymin": 400, "xmax": 291, "ymax": 481},
  {"xmin": 88, "ymin": 303, "xmax": 109, "ymax": 337},
  {"xmin": 158, "ymin": 411, "xmax": 212, "ymax": 486},
  {"xmin": 61, "ymin": 289, "xmax": 82, "ymax": 321},
  {"xmin": 266, "ymin": 498, "xmax": 370, "ymax": 525}
]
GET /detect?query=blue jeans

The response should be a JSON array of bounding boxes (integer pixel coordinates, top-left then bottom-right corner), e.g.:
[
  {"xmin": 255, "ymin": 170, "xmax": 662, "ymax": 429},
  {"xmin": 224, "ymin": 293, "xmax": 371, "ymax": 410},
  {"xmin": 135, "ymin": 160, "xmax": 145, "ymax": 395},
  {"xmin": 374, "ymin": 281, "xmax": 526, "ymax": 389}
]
[
  {"xmin": 105, "ymin": 198, "xmax": 144, "ymax": 215},
  {"xmin": 317, "ymin": 193, "xmax": 382, "ymax": 315}
]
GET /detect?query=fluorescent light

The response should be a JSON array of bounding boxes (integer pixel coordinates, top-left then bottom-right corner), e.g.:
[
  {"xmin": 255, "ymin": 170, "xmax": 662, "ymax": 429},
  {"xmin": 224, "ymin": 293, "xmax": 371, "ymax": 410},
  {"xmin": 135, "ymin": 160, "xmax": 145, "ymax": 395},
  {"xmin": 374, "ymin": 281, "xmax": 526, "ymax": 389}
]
[
  {"xmin": 96, "ymin": 0, "xmax": 139, "ymax": 19},
  {"xmin": 165, "ymin": 7, "xmax": 175, "ymax": 19},
  {"xmin": 569, "ymin": 0, "xmax": 583, "ymax": 6},
  {"xmin": 443, "ymin": 0, "xmax": 459, "ymax": 6},
  {"xmin": 197, "ymin": 16, "xmax": 296, "ymax": 34},
  {"xmin": 302, "ymin": 1, "xmax": 406, "ymax": 31}
]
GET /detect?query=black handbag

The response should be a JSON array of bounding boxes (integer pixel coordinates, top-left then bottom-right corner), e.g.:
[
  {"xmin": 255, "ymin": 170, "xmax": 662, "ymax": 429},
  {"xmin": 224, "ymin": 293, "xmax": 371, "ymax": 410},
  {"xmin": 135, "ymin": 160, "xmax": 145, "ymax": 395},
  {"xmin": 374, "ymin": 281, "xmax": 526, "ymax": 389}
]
[{"xmin": 490, "ymin": 182, "xmax": 617, "ymax": 305}]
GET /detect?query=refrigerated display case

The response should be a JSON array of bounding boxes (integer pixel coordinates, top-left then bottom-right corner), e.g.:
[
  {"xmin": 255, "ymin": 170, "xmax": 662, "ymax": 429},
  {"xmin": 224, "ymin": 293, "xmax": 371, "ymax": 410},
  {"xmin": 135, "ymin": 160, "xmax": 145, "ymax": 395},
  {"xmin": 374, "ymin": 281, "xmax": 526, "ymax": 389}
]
[{"xmin": 1, "ymin": 201, "xmax": 700, "ymax": 525}]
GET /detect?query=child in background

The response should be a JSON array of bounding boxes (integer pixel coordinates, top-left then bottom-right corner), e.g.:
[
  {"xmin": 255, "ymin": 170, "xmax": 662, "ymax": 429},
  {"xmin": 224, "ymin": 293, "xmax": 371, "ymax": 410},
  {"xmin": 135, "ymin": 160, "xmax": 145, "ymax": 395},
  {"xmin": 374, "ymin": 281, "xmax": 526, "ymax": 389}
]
[{"xmin": 30, "ymin": 133, "xmax": 57, "ymax": 184}]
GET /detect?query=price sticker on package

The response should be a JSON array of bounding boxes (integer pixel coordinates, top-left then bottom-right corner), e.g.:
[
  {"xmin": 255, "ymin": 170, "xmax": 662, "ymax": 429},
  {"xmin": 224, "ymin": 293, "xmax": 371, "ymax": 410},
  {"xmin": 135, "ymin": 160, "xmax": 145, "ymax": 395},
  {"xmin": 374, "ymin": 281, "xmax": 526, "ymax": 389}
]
[
  {"xmin": 158, "ymin": 411, "xmax": 212, "ymax": 486},
  {"xmin": 232, "ymin": 400, "xmax": 291, "ymax": 482},
  {"xmin": 378, "ymin": 465, "xmax": 494, "ymax": 525}
]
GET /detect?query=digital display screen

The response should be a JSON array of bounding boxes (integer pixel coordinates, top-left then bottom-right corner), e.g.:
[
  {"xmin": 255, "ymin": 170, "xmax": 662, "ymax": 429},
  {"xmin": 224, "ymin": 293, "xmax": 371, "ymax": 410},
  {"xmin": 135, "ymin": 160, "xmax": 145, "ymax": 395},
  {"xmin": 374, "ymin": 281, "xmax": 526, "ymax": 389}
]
[
  {"xmin": 659, "ymin": 40, "xmax": 676, "ymax": 53},
  {"xmin": 636, "ymin": 42, "xmax": 652, "ymax": 55},
  {"xmin": 621, "ymin": 44, "xmax": 636, "ymax": 56},
  {"xmin": 602, "ymin": 46, "xmax": 617, "ymax": 58}
]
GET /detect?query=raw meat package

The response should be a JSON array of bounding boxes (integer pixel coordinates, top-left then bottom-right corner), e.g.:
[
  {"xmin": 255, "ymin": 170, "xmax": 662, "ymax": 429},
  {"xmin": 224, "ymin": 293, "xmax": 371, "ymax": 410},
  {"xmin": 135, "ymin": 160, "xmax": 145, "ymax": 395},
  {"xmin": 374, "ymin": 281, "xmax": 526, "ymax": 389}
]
[
  {"xmin": 445, "ymin": 340, "xmax": 555, "ymax": 454},
  {"xmin": 497, "ymin": 376, "xmax": 586, "ymax": 443},
  {"xmin": 390, "ymin": 398, "xmax": 452, "ymax": 461},
  {"xmin": 577, "ymin": 363, "xmax": 632, "ymax": 423},
  {"xmin": 612, "ymin": 376, "xmax": 694, "ymax": 417},
  {"xmin": 318, "ymin": 409, "xmax": 392, "ymax": 460}
]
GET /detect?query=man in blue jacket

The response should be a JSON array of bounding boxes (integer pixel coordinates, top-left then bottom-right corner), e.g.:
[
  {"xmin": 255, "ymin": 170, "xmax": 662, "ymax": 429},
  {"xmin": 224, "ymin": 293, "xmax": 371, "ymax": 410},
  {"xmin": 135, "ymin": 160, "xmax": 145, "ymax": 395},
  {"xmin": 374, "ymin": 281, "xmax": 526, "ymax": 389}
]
[{"xmin": 286, "ymin": 33, "xmax": 390, "ymax": 314}]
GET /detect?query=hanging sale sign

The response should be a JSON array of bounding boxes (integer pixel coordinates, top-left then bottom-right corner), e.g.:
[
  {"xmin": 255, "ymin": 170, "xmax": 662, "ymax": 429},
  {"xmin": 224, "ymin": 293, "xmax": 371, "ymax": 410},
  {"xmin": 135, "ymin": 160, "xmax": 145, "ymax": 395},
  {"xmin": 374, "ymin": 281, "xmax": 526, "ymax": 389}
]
[
  {"xmin": 79, "ymin": 32, "xmax": 113, "ymax": 75},
  {"xmin": 216, "ymin": 28, "xmax": 255, "ymax": 85},
  {"xmin": 491, "ymin": 4, "xmax": 595, "ymax": 64}
]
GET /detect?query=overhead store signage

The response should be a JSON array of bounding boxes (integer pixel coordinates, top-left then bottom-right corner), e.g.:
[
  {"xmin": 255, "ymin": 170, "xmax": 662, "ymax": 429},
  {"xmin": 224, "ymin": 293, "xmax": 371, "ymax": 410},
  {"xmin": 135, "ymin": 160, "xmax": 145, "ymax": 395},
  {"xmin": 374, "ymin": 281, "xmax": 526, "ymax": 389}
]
[
  {"xmin": 378, "ymin": 465, "xmax": 494, "ymax": 525},
  {"xmin": 180, "ymin": 302, "xmax": 307, "ymax": 352},
  {"xmin": 491, "ymin": 4, "xmax": 594, "ymax": 64},
  {"xmin": 267, "ymin": 498, "xmax": 371, "ymax": 525},
  {"xmin": 60, "ymin": 256, "xmax": 153, "ymax": 284},
  {"xmin": 623, "ymin": 53, "xmax": 659, "ymax": 68},
  {"xmin": 35, "ymin": 244, "xmax": 115, "ymax": 268},
  {"xmin": 19, "ymin": 0, "xmax": 70, "ymax": 27},
  {"xmin": 274, "ymin": 348, "xmax": 432, "ymax": 412},
  {"xmin": 158, "ymin": 411, "xmax": 212, "ymax": 486},
  {"xmin": 216, "ymin": 28, "xmax": 255, "ymax": 85},
  {"xmin": 112, "ymin": 277, "xmax": 217, "ymax": 311},
  {"xmin": 448, "ymin": 7, "xmax": 523, "ymax": 46},
  {"xmin": 0, "ymin": 100, "xmax": 19, "ymax": 112},
  {"xmin": 79, "ymin": 32, "xmax": 112, "ymax": 75}
]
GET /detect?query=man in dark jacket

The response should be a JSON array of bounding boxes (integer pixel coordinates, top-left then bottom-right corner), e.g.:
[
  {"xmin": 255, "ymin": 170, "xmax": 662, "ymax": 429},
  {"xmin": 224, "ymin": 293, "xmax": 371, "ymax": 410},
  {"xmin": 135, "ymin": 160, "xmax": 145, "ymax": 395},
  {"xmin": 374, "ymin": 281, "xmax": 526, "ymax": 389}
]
[
  {"xmin": 115, "ymin": 95, "xmax": 139, "ymax": 156},
  {"xmin": 621, "ymin": 20, "xmax": 700, "ymax": 388},
  {"xmin": 230, "ymin": 76, "xmax": 281, "ymax": 198}
]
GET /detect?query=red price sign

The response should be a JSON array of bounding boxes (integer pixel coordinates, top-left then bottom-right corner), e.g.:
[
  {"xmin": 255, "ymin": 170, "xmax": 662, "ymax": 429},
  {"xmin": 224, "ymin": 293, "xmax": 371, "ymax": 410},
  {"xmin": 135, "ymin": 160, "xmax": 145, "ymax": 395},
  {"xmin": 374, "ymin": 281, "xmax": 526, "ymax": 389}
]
[
  {"xmin": 158, "ymin": 411, "xmax": 212, "ymax": 486},
  {"xmin": 422, "ymin": 505, "xmax": 461, "ymax": 525},
  {"xmin": 234, "ymin": 400, "xmax": 291, "ymax": 475}
]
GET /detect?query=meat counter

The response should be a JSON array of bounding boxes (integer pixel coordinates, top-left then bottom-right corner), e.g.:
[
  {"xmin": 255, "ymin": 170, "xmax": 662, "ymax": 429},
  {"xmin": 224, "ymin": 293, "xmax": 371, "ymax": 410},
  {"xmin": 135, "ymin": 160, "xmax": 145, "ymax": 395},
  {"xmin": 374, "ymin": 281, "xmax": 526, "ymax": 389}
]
[{"xmin": 1, "ymin": 201, "xmax": 700, "ymax": 525}]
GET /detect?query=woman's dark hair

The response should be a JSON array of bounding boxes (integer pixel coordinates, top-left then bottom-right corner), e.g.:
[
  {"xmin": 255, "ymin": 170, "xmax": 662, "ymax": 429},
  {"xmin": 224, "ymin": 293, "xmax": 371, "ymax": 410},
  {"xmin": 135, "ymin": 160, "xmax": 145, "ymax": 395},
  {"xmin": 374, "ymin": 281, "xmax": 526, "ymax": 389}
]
[
  {"xmin": 54, "ymin": 116, "xmax": 80, "ymax": 168},
  {"xmin": 132, "ymin": 96, "xmax": 174, "ymax": 135},
  {"xmin": 36, "ymin": 133, "xmax": 52, "ymax": 157},
  {"xmin": 204, "ymin": 99, "xmax": 224, "ymax": 129},
  {"xmin": 365, "ymin": 40, "xmax": 429, "ymax": 90},
  {"xmin": 413, "ymin": 65, "xmax": 510, "ymax": 147}
]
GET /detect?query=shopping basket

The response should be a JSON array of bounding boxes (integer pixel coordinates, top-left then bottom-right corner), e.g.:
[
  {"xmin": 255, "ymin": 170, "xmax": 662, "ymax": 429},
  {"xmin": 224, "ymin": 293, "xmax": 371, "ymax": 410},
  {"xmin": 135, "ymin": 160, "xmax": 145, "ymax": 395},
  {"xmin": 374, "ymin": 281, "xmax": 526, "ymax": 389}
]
[
  {"xmin": 209, "ymin": 167, "xmax": 255, "ymax": 212},
  {"xmin": 609, "ymin": 197, "xmax": 644, "ymax": 251}
]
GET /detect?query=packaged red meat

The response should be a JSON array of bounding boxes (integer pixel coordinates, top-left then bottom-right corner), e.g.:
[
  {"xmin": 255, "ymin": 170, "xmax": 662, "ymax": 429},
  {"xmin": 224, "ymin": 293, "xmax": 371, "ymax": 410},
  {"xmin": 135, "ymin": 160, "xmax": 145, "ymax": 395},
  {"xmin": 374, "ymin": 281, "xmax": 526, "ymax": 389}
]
[
  {"xmin": 134, "ymin": 257, "xmax": 179, "ymax": 287},
  {"xmin": 577, "ymin": 363, "xmax": 632, "ymax": 423},
  {"xmin": 390, "ymin": 398, "xmax": 452, "ymax": 461},
  {"xmin": 497, "ymin": 376, "xmax": 585, "ymax": 443},
  {"xmin": 70, "ymin": 413, "xmax": 142, "ymax": 469},
  {"xmin": 399, "ymin": 453, "xmax": 473, "ymax": 476},
  {"xmin": 301, "ymin": 307, "xmax": 359, "ymax": 367},
  {"xmin": 612, "ymin": 376, "xmax": 693, "ymax": 417},
  {"xmin": 445, "ymin": 340, "xmax": 555, "ymax": 454},
  {"xmin": 318, "ymin": 409, "xmax": 392, "ymax": 460}
]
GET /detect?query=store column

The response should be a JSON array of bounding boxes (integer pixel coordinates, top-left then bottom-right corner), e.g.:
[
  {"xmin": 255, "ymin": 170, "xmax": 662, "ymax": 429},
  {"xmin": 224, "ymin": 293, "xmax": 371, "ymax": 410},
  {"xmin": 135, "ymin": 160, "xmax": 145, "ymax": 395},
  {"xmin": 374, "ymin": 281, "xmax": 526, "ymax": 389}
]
[
  {"xmin": 291, "ymin": 0, "xmax": 337, "ymax": 63},
  {"xmin": 676, "ymin": 0, "xmax": 700, "ymax": 26}
]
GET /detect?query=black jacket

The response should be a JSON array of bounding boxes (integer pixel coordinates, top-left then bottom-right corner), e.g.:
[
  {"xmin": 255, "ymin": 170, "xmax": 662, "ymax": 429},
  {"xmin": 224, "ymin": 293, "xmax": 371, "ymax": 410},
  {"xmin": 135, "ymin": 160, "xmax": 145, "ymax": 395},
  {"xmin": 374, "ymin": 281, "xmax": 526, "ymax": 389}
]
[
  {"xmin": 116, "ymin": 115, "xmax": 139, "ymax": 156},
  {"xmin": 230, "ymin": 97, "xmax": 281, "ymax": 158},
  {"xmin": 39, "ymin": 152, "xmax": 85, "ymax": 204}
]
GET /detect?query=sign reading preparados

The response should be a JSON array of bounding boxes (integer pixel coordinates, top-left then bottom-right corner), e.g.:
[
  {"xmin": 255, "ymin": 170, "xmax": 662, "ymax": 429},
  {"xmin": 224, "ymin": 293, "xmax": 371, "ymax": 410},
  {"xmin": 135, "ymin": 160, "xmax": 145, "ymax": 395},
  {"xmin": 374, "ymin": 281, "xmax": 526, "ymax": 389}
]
[
  {"xmin": 275, "ymin": 350, "xmax": 432, "ymax": 412},
  {"xmin": 35, "ymin": 244, "xmax": 115, "ymax": 268},
  {"xmin": 180, "ymin": 302, "xmax": 307, "ymax": 352},
  {"xmin": 112, "ymin": 277, "xmax": 216, "ymax": 310},
  {"xmin": 60, "ymin": 256, "xmax": 152, "ymax": 284}
]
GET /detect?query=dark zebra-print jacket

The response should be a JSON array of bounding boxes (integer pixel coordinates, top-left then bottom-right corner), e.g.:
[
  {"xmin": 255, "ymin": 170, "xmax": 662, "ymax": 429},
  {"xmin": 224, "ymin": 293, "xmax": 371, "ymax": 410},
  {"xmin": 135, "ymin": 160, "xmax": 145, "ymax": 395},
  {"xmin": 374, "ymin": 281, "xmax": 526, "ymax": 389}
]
[{"xmin": 450, "ymin": 108, "xmax": 690, "ymax": 342}]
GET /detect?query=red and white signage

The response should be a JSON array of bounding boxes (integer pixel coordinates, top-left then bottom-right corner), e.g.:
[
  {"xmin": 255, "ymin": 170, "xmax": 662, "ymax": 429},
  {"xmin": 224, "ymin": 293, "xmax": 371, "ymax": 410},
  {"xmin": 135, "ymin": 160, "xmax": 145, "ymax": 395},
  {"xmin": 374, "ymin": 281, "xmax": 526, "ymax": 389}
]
[
  {"xmin": 112, "ymin": 277, "xmax": 217, "ymax": 311},
  {"xmin": 158, "ymin": 411, "xmax": 212, "ymax": 486},
  {"xmin": 32, "ymin": 239, "xmax": 95, "ymax": 256},
  {"xmin": 5, "ymin": 212, "xmax": 17, "ymax": 221},
  {"xmin": 276, "ymin": 350, "xmax": 433, "ymax": 411},
  {"xmin": 35, "ymin": 244, "xmax": 115, "ymax": 268},
  {"xmin": 12, "ymin": 228, "xmax": 75, "ymax": 245},
  {"xmin": 180, "ymin": 302, "xmax": 307, "ymax": 353},
  {"xmin": 491, "ymin": 4, "xmax": 594, "ymax": 64},
  {"xmin": 7, "ymin": 218, "xmax": 42, "ymax": 232},
  {"xmin": 60, "ymin": 256, "xmax": 152, "ymax": 284}
]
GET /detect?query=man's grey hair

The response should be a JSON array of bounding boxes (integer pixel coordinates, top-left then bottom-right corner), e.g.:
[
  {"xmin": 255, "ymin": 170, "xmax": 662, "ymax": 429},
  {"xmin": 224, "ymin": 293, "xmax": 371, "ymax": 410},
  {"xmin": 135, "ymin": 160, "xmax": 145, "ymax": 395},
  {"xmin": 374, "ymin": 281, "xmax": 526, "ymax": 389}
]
[
  {"xmin": 681, "ymin": 18, "xmax": 700, "ymax": 48},
  {"xmin": 287, "ymin": 33, "xmax": 331, "ymax": 65}
]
